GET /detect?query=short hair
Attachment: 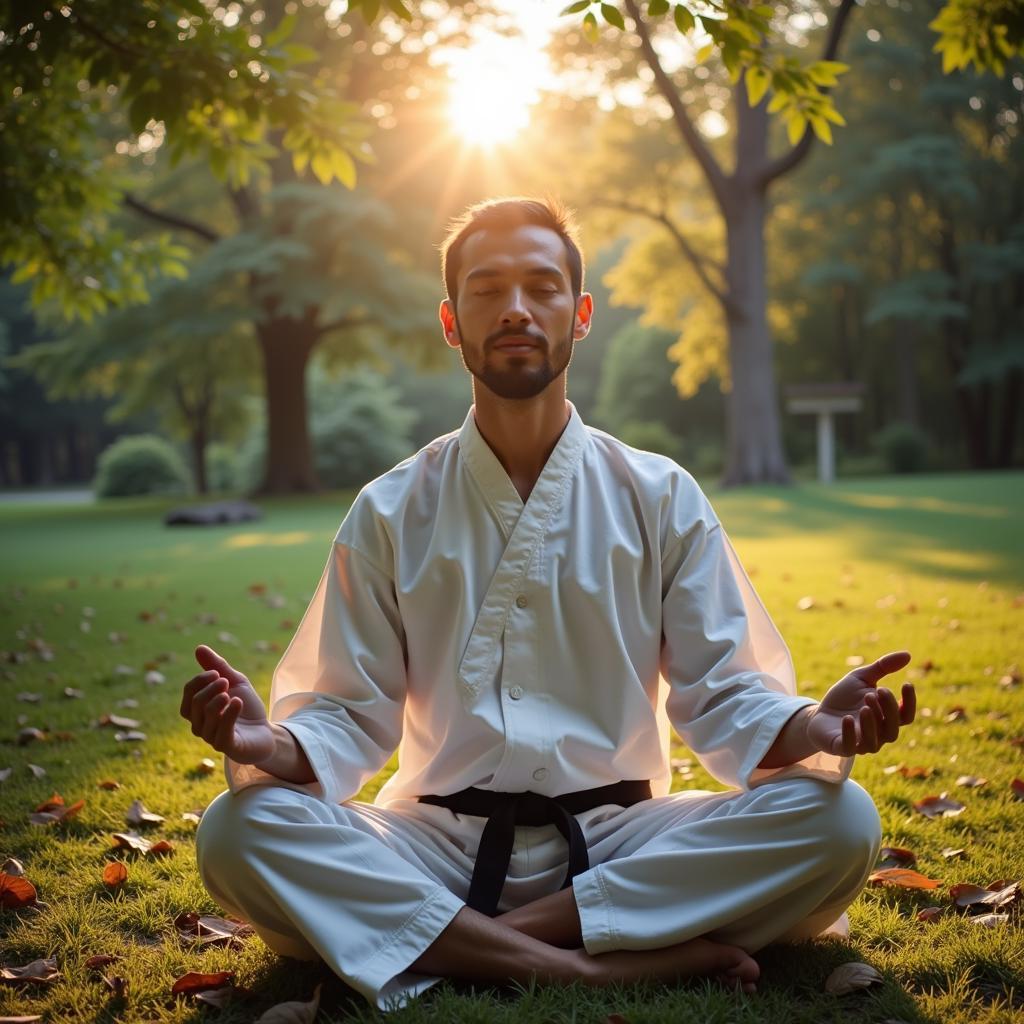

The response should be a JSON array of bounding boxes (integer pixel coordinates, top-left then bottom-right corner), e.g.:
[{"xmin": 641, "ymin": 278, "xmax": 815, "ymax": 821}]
[{"xmin": 440, "ymin": 196, "xmax": 585, "ymax": 306}]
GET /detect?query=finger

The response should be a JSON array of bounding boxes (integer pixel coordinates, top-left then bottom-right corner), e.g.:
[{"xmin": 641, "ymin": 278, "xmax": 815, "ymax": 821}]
[
  {"xmin": 213, "ymin": 696, "xmax": 243, "ymax": 753},
  {"xmin": 195, "ymin": 644, "xmax": 248, "ymax": 688},
  {"xmin": 189, "ymin": 678, "xmax": 227, "ymax": 736},
  {"xmin": 858, "ymin": 704, "xmax": 880, "ymax": 753},
  {"xmin": 856, "ymin": 650, "xmax": 912, "ymax": 686},
  {"xmin": 864, "ymin": 690, "xmax": 886, "ymax": 730},
  {"xmin": 839, "ymin": 714, "xmax": 857, "ymax": 757},
  {"xmin": 900, "ymin": 683, "xmax": 917, "ymax": 725},
  {"xmin": 876, "ymin": 687, "xmax": 901, "ymax": 742},
  {"xmin": 180, "ymin": 670, "xmax": 219, "ymax": 718},
  {"xmin": 201, "ymin": 686, "xmax": 232, "ymax": 745}
]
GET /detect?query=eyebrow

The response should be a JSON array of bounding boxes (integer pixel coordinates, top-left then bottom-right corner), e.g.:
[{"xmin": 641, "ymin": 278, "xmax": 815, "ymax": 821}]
[{"xmin": 464, "ymin": 265, "xmax": 565, "ymax": 284}]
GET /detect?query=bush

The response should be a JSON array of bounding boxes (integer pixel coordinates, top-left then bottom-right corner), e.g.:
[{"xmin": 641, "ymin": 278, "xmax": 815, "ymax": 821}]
[
  {"xmin": 617, "ymin": 421, "xmax": 684, "ymax": 462},
  {"xmin": 204, "ymin": 442, "xmax": 239, "ymax": 493},
  {"xmin": 93, "ymin": 435, "xmax": 191, "ymax": 498},
  {"xmin": 872, "ymin": 421, "xmax": 931, "ymax": 474}
]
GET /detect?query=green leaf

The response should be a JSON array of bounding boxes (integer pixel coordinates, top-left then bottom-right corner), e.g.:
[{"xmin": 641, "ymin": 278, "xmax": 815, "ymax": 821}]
[
  {"xmin": 695, "ymin": 42, "xmax": 715, "ymax": 63},
  {"xmin": 785, "ymin": 112, "xmax": 807, "ymax": 146},
  {"xmin": 561, "ymin": 0, "xmax": 592, "ymax": 13},
  {"xmin": 745, "ymin": 65, "xmax": 770, "ymax": 107},
  {"xmin": 648, "ymin": 0, "xmax": 670, "ymax": 15},
  {"xmin": 673, "ymin": 5, "xmax": 695, "ymax": 33},
  {"xmin": 386, "ymin": 0, "xmax": 412, "ymax": 20},
  {"xmin": 332, "ymin": 148, "xmax": 357, "ymax": 189},
  {"xmin": 265, "ymin": 12, "xmax": 296, "ymax": 48},
  {"xmin": 583, "ymin": 11, "xmax": 599, "ymax": 41},
  {"xmin": 601, "ymin": 4, "xmax": 625, "ymax": 29},
  {"xmin": 807, "ymin": 113, "xmax": 832, "ymax": 145}
]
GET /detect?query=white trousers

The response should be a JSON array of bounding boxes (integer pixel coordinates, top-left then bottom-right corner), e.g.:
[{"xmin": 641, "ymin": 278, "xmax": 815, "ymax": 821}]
[{"xmin": 196, "ymin": 777, "xmax": 881, "ymax": 1010}]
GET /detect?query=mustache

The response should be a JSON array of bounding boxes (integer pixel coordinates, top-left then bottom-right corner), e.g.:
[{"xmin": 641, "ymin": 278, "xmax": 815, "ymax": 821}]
[{"xmin": 486, "ymin": 327, "xmax": 548, "ymax": 348}]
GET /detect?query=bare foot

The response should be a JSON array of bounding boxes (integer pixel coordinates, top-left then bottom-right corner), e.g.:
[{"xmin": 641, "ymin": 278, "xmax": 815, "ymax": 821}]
[{"xmin": 575, "ymin": 936, "xmax": 759, "ymax": 994}]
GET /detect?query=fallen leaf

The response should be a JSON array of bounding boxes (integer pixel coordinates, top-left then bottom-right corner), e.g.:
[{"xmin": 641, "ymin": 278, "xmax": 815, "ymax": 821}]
[
  {"xmin": 102, "ymin": 862, "xmax": 128, "ymax": 888},
  {"xmin": 196, "ymin": 987, "xmax": 237, "ymax": 1009},
  {"xmin": 868, "ymin": 868, "xmax": 941, "ymax": 890},
  {"xmin": 1011, "ymin": 778, "xmax": 1024, "ymax": 800},
  {"xmin": 916, "ymin": 906, "xmax": 944, "ymax": 922},
  {"xmin": 255, "ymin": 983, "xmax": 323, "ymax": 1024},
  {"xmin": 913, "ymin": 794, "xmax": 966, "ymax": 818},
  {"xmin": 101, "ymin": 975, "xmax": 128, "ymax": 998},
  {"xmin": 956, "ymin": 775, "xmax": 988, "ymax": 788},
  {"xmin": 1, "ymin": 858, "xmax": 25, "ymax": 876},
  {"xmin": 98, "ymin": 714, "xmax": 140, "ymax": 729},
  {"xmin": 0, "ymin": 872, "xmax": 37, "ymax": 908},
  {"xmin": 114, "ymin": 730, "xmax": 147, "ymax": 742},
  {"xmin": 29, "ymin": 797, "xmax": 84, "ymax": 826},
  {"xmin": 797, "ymin": 596, "xmax": 816, "ymax": 611},
  {"xmin": 0, "ymin": 768, "xmax": 11, "ymax": 783},
  {"xmin": 883, "ymin": 764, "xmax": 934, "ymax": 778},
  {"xmin": 949, "ymin": 881, "xmax": 1020, "ymax": 909},
  {"xmin": 147, "ymin": 840, "xmax": 174, "ymax": 857},
  {"xmin": 171, "ymin": 970, "xmax": 235, "ymax": 996},
  {"xmin": 34, "ymin": 793, "xmax": 64, "ymax": 814},
  {"xmin": 971, "ymin": 913, "xmax": 1009, "ymax": 928},
  {"xmin": 84, "ymin": 955, "xmax": 119, "ymax": 969},
  {"xmin": 110, "ymin": 832, "xmax": 152, "ymax": 854},
  {"xmin": 878, "ymin": 846, "xmax": 916, "ymax": 867},
  {"xmin": 944, "ymin": 706, "xmax": 968, "ymax": 723},
  {"xmin": 0, "ymin": 1014, "xmax": 44, "ymax": 1021},
  {"xmin": 17, "ymin": 728, "xmax": 45, "ymax": 746},
  {"xmin": 26, "ymin": 764, "xmax": 46, "ymax": 779},
  {"xmin": 144, "ymin": 670, "xmax": 165, "ymax": 686},
  {"xmin": 175, "ymin": 911, "xmax": 252, "ymax": 946},
  {"xmin": 125, "ymin": 800, "xmax": 165, "ymax": 827},
  {"xmin": 16, "ymin": 693, "xmax": 41, "ymax": 703},
  {"xmin": 97, "ymin": 780, "xmax": 121, "ymax": 790},
  {"xmin": 0, "ymin": 958, "xmax": 60, "ymax": 986},
  {"xmin": 824, "ymin": 961, "xmax": 883, "ymax": 994},
  {"xmin": 195, "ymin": 758, "xmax": 217, "ymax": 775},
  {"xmin": 941, "ymin": 848, "xmax": 967, "ymax": 860}
]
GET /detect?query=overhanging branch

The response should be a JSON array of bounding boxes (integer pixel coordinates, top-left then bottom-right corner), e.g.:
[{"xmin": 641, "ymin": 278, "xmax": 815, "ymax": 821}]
[{"xmin": 123, "ymin": 194, "xmax": 220, "ymax": 243}]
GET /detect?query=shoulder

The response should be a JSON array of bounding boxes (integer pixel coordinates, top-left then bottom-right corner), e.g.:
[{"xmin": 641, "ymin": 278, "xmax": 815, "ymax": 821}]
[
  {"xmin": 583, "ymin": 425, "xmax": 719, "ymax": 541},
  {"xmin": 334, "ymin": 430, "xmax": 459, "ymax": 564}
]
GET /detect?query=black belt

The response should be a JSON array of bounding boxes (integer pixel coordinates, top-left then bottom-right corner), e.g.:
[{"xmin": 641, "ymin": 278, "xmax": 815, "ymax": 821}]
[{"xmin": 418, "ymin": 779, "xmax": 652, "ymax": 917}]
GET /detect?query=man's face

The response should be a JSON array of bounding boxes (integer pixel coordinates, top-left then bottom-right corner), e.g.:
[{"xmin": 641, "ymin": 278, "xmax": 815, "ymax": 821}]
[{"xmin": 439, "ymin": 223, "xmax": 593, "ymax": 401}]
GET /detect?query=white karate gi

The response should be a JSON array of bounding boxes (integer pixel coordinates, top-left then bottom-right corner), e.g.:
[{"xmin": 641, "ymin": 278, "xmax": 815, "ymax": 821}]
[{"xmin": 196, "ymin": 404, "xmax": 882, "ymax": 1009}]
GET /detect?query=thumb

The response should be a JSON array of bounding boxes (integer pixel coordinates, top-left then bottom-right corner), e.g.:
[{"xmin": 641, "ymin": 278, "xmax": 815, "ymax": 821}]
[
  {"xmin": 195, "ymin": 644, "xmax": 249, "ymax": 688},
  {"xmin": 855, "ymin": 650, "xmax": 912, "ymax": 686}
]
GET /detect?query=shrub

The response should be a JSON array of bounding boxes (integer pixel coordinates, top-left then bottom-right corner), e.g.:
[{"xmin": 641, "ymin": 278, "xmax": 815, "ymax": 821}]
[
  {"xmin": 618, "ymin": 421, "xmax": 684, "ymax": 462},
  {"xmin": 204, "ymin": 442, "xmax": 239, "ymax": 493},
  {"xmin": 93, "ymin": 435, "xmax": 191, "ymax": 498},
  {"xmin": 871, "ymin": 421, "xmax": 931, "ymax": 474}
]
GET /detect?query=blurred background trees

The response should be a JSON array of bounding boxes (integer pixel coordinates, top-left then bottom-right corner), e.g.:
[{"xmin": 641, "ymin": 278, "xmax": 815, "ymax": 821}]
[{"xmin": 1, "ymin": 0, "xmax": 1021, "ymax": 496}]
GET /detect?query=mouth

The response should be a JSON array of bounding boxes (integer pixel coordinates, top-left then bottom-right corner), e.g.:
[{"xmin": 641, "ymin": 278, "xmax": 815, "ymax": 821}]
[{"xmin": 494, "ymin": 336, "xmax": 543, "ymax": 353}]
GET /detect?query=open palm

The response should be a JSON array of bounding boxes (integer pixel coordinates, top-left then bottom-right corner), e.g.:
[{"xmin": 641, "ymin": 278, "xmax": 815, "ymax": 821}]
[{"xmin": 806, "ymin": 651, "xmax": 916, "ymax": 757}]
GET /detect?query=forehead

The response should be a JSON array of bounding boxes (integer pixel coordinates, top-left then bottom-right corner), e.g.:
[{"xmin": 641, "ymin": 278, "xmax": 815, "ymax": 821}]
[{"xmin": 456, "ymin": 223, "xmax": 571, "ymax": 284}]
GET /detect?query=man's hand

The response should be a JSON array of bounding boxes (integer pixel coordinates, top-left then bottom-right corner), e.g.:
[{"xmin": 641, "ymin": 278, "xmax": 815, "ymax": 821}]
[
  {"xmin": 180, "ymin": 645, "xmax": 275, "ymax": 765},
  {"xmin": 806, "ymin": 650, "xmax": 916, "ymax": 757}
]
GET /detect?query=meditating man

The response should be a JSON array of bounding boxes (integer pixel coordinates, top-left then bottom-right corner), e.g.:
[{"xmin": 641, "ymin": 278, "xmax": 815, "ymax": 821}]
[{"xmin": 181, "ymin": 196, "xmax": 916, "ymax": 1010}]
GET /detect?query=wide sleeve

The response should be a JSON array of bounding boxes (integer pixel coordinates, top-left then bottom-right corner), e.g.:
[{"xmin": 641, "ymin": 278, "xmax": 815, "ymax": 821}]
[
  {"xmin": 661, "ymin": 504, "xmax": 853, "ymax": 790},
  {"xmin": 225, "ymin": 541, "xmax": 407, "ymax": 804}
]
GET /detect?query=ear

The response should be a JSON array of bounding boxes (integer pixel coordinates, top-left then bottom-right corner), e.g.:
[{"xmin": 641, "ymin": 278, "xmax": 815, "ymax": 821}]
[
  {"xmin": 439, "ymin": 299, "xmax": 460, "ymax": 349},
  {"xmin": 573, "ymin": 293, "xmax": 594, "ymax": 342}
]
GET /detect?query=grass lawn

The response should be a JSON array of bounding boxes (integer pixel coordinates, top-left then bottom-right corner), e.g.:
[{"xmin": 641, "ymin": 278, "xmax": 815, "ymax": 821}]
[{"xmin": 1, "ymin": 470, "xmax": 1022, "ymax": 1023}]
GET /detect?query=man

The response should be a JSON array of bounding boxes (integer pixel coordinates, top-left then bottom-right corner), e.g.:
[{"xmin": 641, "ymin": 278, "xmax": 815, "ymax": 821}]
[{"xmin": 182, "ymin": 197, "xmax": 915, "ymax": 1011}]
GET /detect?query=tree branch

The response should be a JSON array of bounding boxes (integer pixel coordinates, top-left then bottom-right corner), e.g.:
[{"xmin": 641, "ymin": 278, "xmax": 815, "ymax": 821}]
[
  {"xmin": 123, "ymin": 194, "xmax": 220, "ymax": 243},
  {"xmin": 592, "ymin": 197, "xmax": 737, "ymax": 315},
  {"xmin": 758, "ymin": 0, "xmax": 858, "ymax": 188},
  {"xmin": 622, "ymin": 0, "xmax": 731, "ymax": 215},
  {"xmin": 62, "ymin": 7, "xmax": 146, "ymax": 61}
]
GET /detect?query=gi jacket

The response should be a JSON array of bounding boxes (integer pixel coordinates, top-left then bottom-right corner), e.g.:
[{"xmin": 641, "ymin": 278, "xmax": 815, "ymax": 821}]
[{"xmin": 226, "ymin": 404, "xmax": 852, "ymax": 804}]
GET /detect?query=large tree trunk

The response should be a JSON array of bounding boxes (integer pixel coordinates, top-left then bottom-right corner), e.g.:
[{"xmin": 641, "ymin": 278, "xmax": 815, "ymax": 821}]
[
  {"xmin": 257, "ymin": 318, "xmax": 319, "ymax": 494},
  {"xmin": 721, "ymin": 191, "xmax": 790, "ymax": 485}
]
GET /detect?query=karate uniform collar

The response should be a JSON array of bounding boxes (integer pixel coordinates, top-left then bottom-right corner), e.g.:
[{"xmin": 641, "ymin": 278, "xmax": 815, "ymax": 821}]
[
  {"xmin": 455, "ymin": 401, "xmax": 589, "ymax": 704},
  {"xmin": 457, "ymin": 401, "xmax": 588, "ymax": 539}
]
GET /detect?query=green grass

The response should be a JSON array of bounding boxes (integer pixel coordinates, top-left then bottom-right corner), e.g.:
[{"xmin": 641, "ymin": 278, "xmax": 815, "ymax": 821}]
[{"xmin": 1, "ymin": 471, "xmax": 1022, "ymax": 1023}]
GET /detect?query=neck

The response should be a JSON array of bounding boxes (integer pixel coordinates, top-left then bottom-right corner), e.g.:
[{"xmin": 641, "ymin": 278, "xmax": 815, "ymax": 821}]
[{"xmin": 471, "ymin": 380, "xmax": 571, "ymax": 503}]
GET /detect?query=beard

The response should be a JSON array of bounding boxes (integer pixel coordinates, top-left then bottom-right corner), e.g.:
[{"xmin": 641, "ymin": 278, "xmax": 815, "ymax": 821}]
[{"xmin": 455, "ymin": 314, "xmax": 574, "ymax": 401}]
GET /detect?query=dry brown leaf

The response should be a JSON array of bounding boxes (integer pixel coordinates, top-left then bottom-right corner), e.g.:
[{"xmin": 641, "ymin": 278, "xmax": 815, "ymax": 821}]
[
  {"xmin": 868, "ymin": 868, "xmax": 941, "ymax": 890},
  {"xmin": 824, "ymin": 961, "xmax": 883, "ymax": 994},
  {"xmin": 0, "ymin": 872, "xmax": 37, "ymax": 908},
  {"xmin": 949, "ymin": 881, "xmax": 1020, "ymax": 909},
  {"xmin": 102, "ymin": 861, "xmax": 128, "ymax": 888},
  {"xmin": 17, "ymin": 728, "xmax": 45, "ymax": 746},
  {"xmin": 1011, "ymin": 778, "xmax": 1024, "ymax": 800},
  {"xmin": 33, "ymin": 793, "xmax": 63, "ymax": 814},
  {"xmin": 110, "ymin": 831, "xmax": 152, "ymax": 854},
  {"xmin": 942, "ymin": 848, "xmax": 967, "ymax": 860},
  {"xmin": 114, "ymin": 730, "xmax": 147, "ymax": 742},
  {"xmin": 195, "ymin": 987, "xmax": 237, "ymax": 1009},
  {"xmin": 916, "ymin": 906, "xmax": 944, "ymax": 922},
  {"xmin": 170, "ymin": 970, "xmax": 235, "ymax": 996},
  {"xmin": 125, "ymin": 800, "xmax": 165, "ymax": 827},
  {"xmin": 878, "ymin": 846, "xmax": 916, "ymax": 867},
  {"xmin": 147, "ymin": 839, "xmax": 174, "ymax": 857},
  {"xmin": 883, "ymin": 764, "xmax": 934, "ymax": 779},
  {"xmin": 0, "ymin": 1014, "xmax": 44, "ymax": 1021},
  {"xmin": 913, "ymin": 794, "xmax": 966, "ymax": 818},
  {"xmin": 97, "ymin": 780, "xmax": 121, "ymax": 790},
  {"xmin": 26, "ymin": 764, "xmax": 46, "ymax": 779},
  {"xmin": 84, "ymin": 954, "xmax": 119, "ymax": 969},
  {"xmin": 195, "ymin": 758, "xmax": 217, "ymax": 775},
  {"xmin": 254, "ymin": 983, "xmax": 323, "ymax": 1024},
  {"xmin": 1, "ymin": 858, "xmax": 25, "ymax": 876},
  {"xmin": 944, "ymin": 706, "xmax": 968, "ymax": 723},
  {"xmin": 0, "ymin": 958, "xmax": 60, "ymax": 986},
  {"xmin": 175, "ymin": 911, "xmax": 252, "ymax": 947}
]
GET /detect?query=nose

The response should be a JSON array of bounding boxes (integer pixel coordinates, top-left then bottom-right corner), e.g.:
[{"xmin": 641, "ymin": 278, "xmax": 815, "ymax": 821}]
[{"xmin": 500, "ymin": 287, "xmax": 531, "ymax": 325}]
